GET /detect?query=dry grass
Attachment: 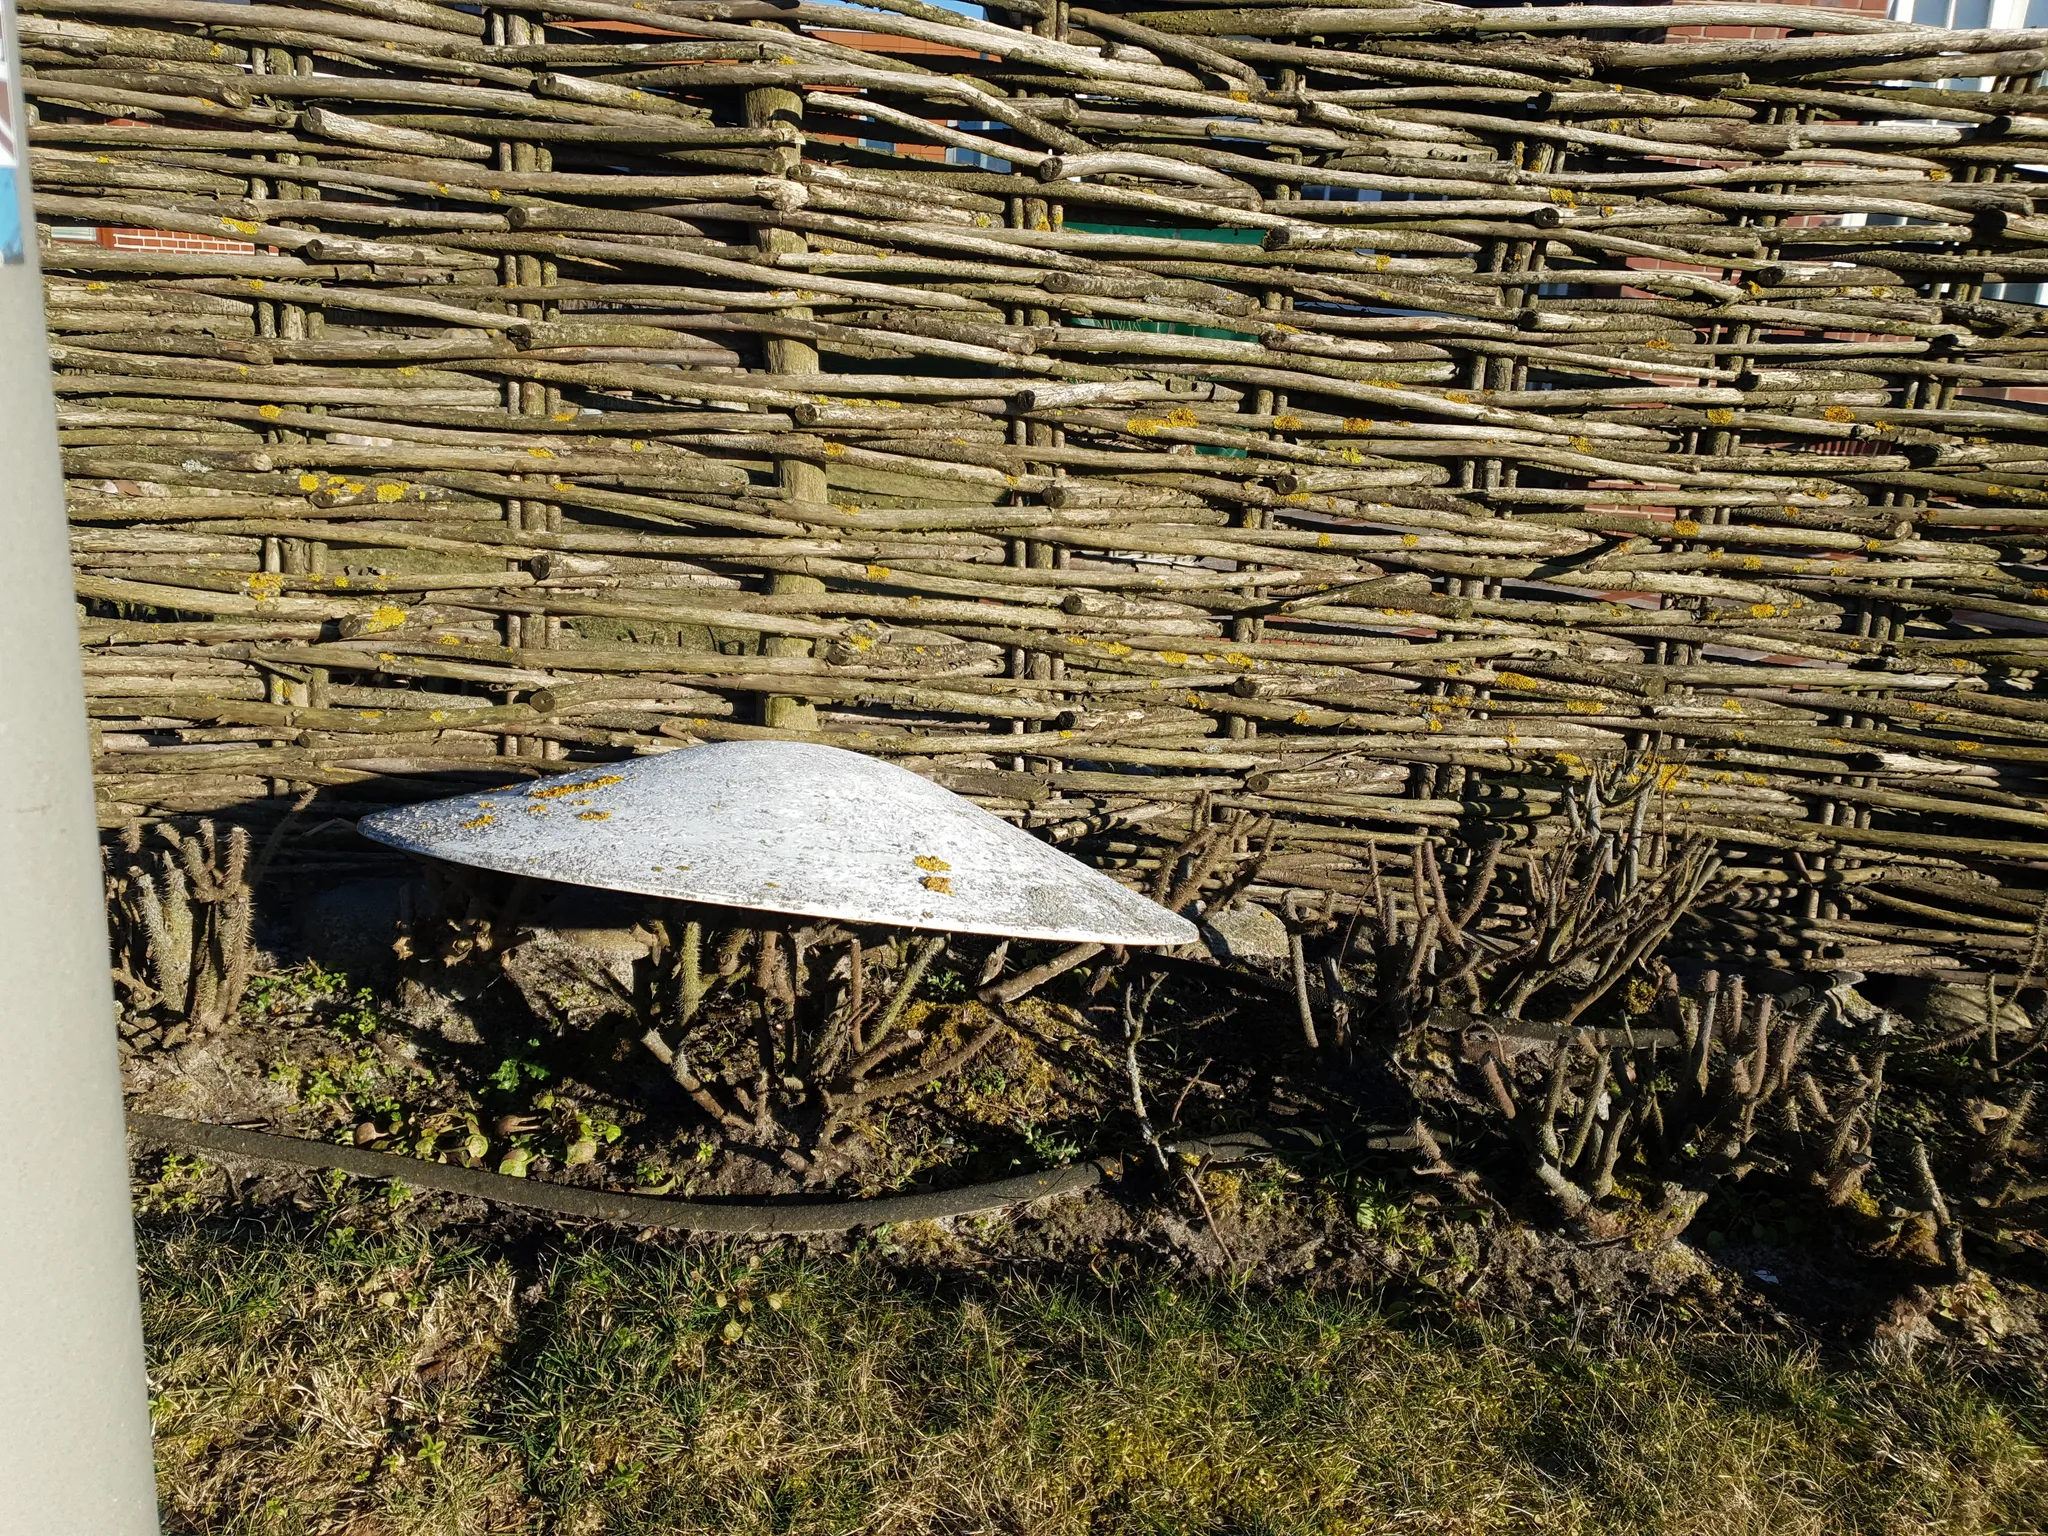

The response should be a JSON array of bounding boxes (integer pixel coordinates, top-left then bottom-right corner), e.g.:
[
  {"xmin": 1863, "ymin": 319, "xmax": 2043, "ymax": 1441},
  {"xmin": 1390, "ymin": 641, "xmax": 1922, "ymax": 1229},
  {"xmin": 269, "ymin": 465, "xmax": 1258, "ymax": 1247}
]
[{"xmin": 143, "ymin": 1218, "xmax": 2047, "ymax": 1536}]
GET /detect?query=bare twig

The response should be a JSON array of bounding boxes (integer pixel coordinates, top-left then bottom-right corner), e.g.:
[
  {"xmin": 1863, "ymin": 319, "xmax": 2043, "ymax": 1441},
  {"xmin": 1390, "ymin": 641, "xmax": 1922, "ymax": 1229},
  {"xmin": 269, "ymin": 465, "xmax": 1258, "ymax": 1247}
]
[
  {"xmin": 980, "ymin": 941, "xmax": 1101, "ymax": 1005},
  {"xmin": 1912, "ymin": 1138, "xmax": 1969, "ymax": 1280}
]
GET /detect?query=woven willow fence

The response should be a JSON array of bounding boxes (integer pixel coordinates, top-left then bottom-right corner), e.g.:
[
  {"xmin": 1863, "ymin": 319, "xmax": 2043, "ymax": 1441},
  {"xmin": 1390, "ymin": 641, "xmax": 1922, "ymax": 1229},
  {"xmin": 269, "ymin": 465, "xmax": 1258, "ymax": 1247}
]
[{"xmin": 34, "ymin": 0, "xmax": 2048, "ymax": 982}]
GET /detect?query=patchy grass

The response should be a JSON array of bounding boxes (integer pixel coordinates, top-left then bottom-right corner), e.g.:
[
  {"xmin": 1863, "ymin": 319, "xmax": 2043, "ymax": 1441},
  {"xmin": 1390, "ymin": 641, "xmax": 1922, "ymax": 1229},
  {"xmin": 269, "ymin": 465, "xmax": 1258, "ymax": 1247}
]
[{"xmin": 143, "ymin": 1220, "xmax": 2047, "ymax": 1536}]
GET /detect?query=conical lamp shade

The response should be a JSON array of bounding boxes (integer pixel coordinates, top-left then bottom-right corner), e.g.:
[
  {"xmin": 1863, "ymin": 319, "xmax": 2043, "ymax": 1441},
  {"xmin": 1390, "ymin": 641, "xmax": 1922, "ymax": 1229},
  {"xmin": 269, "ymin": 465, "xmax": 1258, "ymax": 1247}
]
[{"xmin": 357, "ymin": 741, "xmax": 1197, "ymax": 946}]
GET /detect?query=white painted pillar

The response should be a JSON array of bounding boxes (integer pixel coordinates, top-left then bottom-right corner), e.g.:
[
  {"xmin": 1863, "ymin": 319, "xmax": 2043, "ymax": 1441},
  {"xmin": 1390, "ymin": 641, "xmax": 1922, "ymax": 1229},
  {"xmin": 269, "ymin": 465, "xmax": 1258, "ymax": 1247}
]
[{"xmin": 0, "ymin": 0, "xmax": 162, "ymax": 1526}]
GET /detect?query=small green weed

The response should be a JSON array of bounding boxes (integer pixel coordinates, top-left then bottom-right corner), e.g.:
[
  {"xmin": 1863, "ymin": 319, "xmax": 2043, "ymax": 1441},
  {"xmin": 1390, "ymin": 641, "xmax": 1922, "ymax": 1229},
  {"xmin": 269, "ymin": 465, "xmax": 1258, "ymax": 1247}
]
[
  {"xmin": 136, "ymin": 1154, "xmax": 211, "ymax": 1216},
  {"xmin": 1021, "ymin": 1121, "xmax": 1083, "ymax": 1166},
  {"xmin": 247, "ymin": 963, "xmax": 383, "ymax": 1037},
  {"xmin": 923, "ymin": 965, "xmax": 971, "ymax": 1000},
  {"xmin": 489, "ymin": 1041, "xmax": 550, "ymax": 1094}
]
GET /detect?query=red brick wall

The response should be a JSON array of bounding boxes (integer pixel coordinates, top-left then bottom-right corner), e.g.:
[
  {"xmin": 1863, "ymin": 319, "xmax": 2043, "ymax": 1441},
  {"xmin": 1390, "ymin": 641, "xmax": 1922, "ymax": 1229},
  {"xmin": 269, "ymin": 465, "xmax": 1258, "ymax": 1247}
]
[
  {"xmin": 1668, "ymin": 0, "xmax": 1891, "ymax": 41},
  {"xmin": 97, "ymin": 227, "xmax": 255, "ymax": 256},
  {"xmin": 48, "ymin": 225, "xmax": 257, "ymax": 255}
]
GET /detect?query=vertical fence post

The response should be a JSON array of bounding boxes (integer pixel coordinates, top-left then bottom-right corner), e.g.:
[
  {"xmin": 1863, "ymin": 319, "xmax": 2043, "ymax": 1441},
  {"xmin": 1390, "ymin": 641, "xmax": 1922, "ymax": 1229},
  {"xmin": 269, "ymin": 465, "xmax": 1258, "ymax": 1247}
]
[
  {"xmin": 747, "ymin": 68, "xmax": 825, "ymax": 732},
  {"xmin": 0, "ymin": 0, "xmax": 162, "ymax": 1526}
]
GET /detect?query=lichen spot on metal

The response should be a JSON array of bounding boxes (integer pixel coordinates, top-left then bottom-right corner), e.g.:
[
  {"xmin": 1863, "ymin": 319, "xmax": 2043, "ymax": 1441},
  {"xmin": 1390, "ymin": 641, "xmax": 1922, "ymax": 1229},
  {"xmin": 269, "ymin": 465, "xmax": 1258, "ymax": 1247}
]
[{"xmin": 529, "ymin": 775, "xmax": 625, "ymax": 800}]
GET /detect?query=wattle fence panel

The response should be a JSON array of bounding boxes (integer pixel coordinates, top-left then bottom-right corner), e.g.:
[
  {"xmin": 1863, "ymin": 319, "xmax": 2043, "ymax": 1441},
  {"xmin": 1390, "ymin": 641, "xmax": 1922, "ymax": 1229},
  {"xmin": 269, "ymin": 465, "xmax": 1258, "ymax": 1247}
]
[{"xmin": 32, "ymin": 0, "xmax": 2048, "ymax": 979}]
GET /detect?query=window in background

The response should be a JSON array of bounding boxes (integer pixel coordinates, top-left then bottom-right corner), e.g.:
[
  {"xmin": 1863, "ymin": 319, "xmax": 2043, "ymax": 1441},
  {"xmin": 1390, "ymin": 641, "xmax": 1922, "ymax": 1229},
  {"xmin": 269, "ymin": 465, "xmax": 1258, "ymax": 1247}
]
[
  {"xmin": 944, "ymin": 123, "xmax": 1009, "ymax": 172},
  {"xmin": 1892, "ymin": 0, "xmax": 2047, "ymax": 301}
]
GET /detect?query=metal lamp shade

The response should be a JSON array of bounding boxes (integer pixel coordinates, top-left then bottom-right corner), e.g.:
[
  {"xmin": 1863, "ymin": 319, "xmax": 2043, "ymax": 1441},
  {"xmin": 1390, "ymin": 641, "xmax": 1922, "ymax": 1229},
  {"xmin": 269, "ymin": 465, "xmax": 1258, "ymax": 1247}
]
[{"xmin": 357, "ymin": 740, "xmax": 1197, "ymax": 946}]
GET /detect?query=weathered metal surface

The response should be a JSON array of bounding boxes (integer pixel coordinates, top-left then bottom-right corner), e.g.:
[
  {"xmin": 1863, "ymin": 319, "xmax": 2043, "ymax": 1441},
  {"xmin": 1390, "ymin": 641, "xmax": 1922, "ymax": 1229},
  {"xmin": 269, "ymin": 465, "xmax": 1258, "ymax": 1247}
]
[{"xmin": 358, "ymin": 741, "xmax": 1197, "ymax": 945}]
